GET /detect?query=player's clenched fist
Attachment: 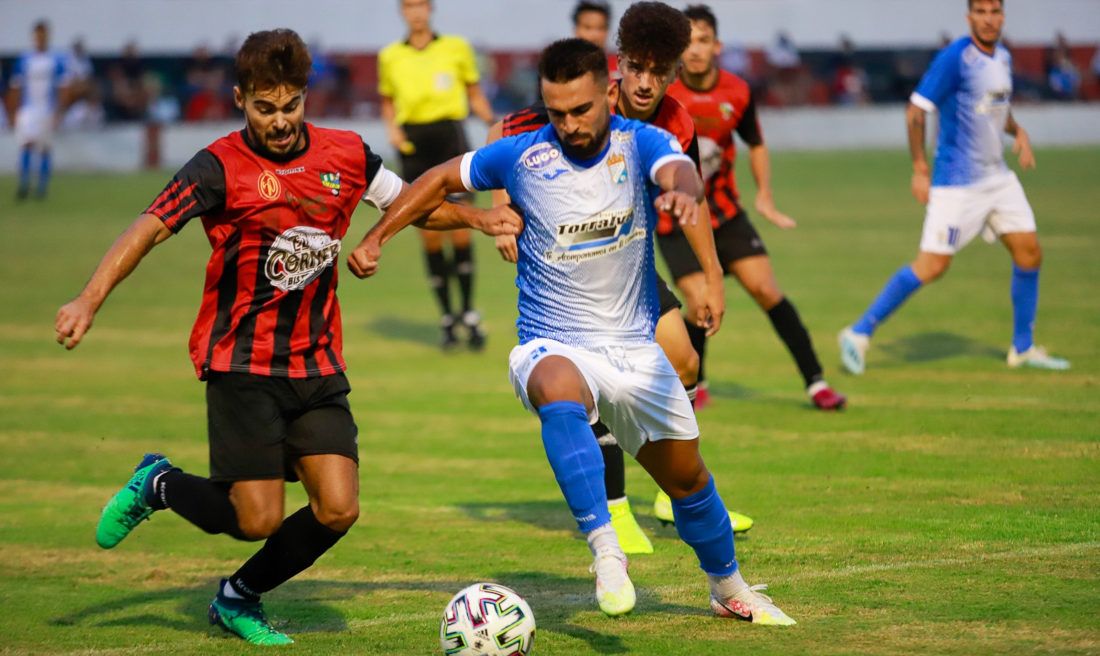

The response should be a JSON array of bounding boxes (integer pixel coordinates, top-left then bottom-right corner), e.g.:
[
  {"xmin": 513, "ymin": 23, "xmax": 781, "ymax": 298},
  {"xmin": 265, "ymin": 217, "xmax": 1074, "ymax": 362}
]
[
  {"xmin": 654, "ymin": 191, "xmax": 698, "ymax": 227},
  {"xmin": 475, "ymin": 203, "xmax": 524, "ymax": 237},
  {"xmin": 347, "ymin": 238, "xmax": 382, "ymax": 279},
  {"xmin": 55, "ymin": 296, "xmax": 97, "ymax": 350}
]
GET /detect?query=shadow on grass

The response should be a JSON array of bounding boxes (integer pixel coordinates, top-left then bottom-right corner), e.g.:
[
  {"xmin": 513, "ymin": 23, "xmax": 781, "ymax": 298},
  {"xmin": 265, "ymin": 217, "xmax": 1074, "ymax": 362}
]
[
  {"xmin": 364, "ymin": 315, "xmax": 439, "ymax": 347},
  {"xmin": 48, "ymin": 572, "xmax": 703, "ymax": 653},
  {"xmin": 878, "ymin": 331, "xmax": 1003, "ymax": 364},
  {"xmin": 457, "ymin": 498, "xmax": 680, "ymax": 538}
]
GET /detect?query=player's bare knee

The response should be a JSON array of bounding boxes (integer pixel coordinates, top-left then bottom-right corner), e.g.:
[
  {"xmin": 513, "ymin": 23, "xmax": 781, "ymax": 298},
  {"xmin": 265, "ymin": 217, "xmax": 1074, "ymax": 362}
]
[
  {"xmin": 1015, "ymin": 243, "xmax": 1042, "ymax": 269},
  {"xmin": 665, "ymin": 459, "xmax": 710, "ymax": 499},
  {"xmin": 236, "ymin": 513, "xmax": 283, "ymax": 541},
  {"xmin": 913, "ymin": 256, "xmax": 951, "ymax": 283},
  {"xmin": 527, "ymin": 359, "xmax": 588, "ymax": 408},
  {"xmin": 750, "ymin": 282, "xmax": 783, "ymax": 309},
  {"xmin": 674, "ymin": 348, "xmax": 699, "ymax": 388},
  {"xmin": 315, "ymin": 501, "xmax": 359, "ymax": 532}
]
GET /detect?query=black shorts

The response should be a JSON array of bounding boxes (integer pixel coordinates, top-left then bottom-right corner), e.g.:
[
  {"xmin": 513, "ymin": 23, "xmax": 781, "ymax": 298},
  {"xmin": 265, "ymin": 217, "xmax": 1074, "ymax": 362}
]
[
  {"xmin": 657, "ymin": 210, "xmax": 768, "ymax": 281},
  {"xmin": 400, "ymin": 120, "xmax": 471, "ymax": 181},
  {"xmin": 656, "ymin": 274, "xmax": 682, "ymax": 316},
  {"xmin": 206, "ymin": 371, "xmax": 358, "ymax": 483}
]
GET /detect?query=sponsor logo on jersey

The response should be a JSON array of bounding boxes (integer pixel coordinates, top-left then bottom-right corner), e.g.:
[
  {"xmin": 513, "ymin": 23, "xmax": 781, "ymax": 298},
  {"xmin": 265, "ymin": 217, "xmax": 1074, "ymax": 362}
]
[
  {"xmin": 521, "ymin": 143, "xmax": 562, "ymax": 170},
  {"xmin": 264, "ymin": 226, "xmax": 341, "ymax": 291},
  {"xmin": 275, "ymin": 166, "xmax": 305, "ymax": 176},
  {"xmin": 320, "ymin": 171, "xmax": 341, "ymax": 196},
  {"xmin": 258, "ymin": 171, "xmax": 281, "ymax": 201},
  {"xmin": 546, "ymin": 207, "xmax": 645, "ymax": 263}
]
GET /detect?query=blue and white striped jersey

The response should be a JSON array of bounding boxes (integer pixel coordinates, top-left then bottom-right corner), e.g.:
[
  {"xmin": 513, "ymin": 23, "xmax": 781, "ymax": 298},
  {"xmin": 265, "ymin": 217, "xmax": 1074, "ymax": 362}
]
[
  {"xmin": 11, "ymin": 49, "xmax": 68, "ymax": 112},
  {"xmin": 461, "ymin": 114, "xmax": 691, "ymax": 348},
  {"xmin": 911, "ymin": 37, "xmax": 1014, "ymax": 187}
]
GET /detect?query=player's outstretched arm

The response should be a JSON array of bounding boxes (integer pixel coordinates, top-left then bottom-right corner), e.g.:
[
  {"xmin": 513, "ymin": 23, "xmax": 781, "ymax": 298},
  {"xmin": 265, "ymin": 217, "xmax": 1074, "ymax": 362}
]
[
  {"xmin": 55, "ymin": 214, "xmax": 173, "ymax": 349},
  {"xmin": 655, "ymin": 160, "xmax": 725, "ymax": 336},
  {"xmin": 348, "ymin": 157, "xmax": 521, "ymax": 279},
  {"xmin": 1005, "ymin": 110, "xmax": 1035, "ymax": 170},
  {"xmin": 485, "ymin": 119, "xmax": 520, "ymax": 264}
]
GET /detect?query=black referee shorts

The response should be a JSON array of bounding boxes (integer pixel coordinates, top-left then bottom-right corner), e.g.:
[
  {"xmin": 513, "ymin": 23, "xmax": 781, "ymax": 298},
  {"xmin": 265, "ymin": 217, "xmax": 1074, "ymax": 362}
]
[
  {"xmin": 205, "ymin": 371, "xmax": 358, "ymax": 483},
  {"xmin": 400, "ymin": 119, "xmax": 471, "ymax": 181},
  {"xmin": 657, "ymin": 209, "xmax": 769, "ymax": 281}
]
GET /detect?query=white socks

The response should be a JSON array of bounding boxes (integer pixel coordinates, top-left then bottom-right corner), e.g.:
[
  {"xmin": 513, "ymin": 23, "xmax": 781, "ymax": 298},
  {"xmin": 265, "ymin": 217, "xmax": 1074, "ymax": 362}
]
[
  {"xmin": 708, "ymin": 569, "xmax": 749, "ymax": 601},
  {"xmin": 587, "ymin": 523, "xmax": 624, "ymax": 559}
]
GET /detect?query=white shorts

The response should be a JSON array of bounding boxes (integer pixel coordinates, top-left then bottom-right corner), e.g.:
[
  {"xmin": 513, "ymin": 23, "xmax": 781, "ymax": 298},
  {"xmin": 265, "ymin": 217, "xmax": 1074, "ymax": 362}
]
[
  {"xmin": 14, "ymin": 106, "xmax": 54, "ymax": 147},
  {"xmin": 507, "ymin": 338, "xmax": 699, "ymax": 457},
  {"xmin": 919, "ymin": 171, "xmax": 1036, "ymax": 255}
]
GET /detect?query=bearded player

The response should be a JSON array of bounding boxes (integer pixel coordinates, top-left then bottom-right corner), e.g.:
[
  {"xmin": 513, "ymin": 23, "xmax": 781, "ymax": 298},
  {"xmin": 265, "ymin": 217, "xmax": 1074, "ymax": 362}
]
[
  {"xmin": 55, "ymin": 29, "xmax": 519, "ymax": 645},
  {"xmin": 491, "ymin": 2, "xmax": 756, "ymax": 555}
]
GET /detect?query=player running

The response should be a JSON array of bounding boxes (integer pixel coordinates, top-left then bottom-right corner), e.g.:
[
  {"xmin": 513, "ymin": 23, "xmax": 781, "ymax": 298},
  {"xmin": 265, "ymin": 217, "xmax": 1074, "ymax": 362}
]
[
  {"xmin": 55, "ymin": 29, "xmax": 519, "ymax": 646},
  {"xmin": 379, "ymin": 0, "xmax": 496, "ymax": 349},
  {"xmin": 350, "ymin": 37, "xmax": 795, "ymax": 626},
  {"xmin": 8, "ymin": 20, "xmax": 69, "ymax": 201},
  {"xmin": 839, "ymin": 0, "xmax": 1070, "ymax": 373},
  {"xmin": 491, "ymin": 1, "xmax": 755, "ymax": 555},
  {"xmin": 667, "ymin": 5, "xmax": 846, "ymax": 412}
]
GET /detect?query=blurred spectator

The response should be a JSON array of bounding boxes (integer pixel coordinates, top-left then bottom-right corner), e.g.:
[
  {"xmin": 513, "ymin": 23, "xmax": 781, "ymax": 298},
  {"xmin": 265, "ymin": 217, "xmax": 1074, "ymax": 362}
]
[
  {"xmin": 62, "ymin": 38, "xmax": 104, "ymax": 129},
  {"xmin": 1092, "ymin": 47, "xmax": 1100, "ymax": 82},
  {"xmin": 764, "ymin": 31, "xmax": 807, "ymax": 105},
  {"xmin": 719, "ymin": 39, "xmax": 752, "ymax": 80},
  {"xmin": 831, "ymin": 35, "xmax": 870, "ymax": 105},
  {"xmin": 1047, "ymin": 33, "xmax": 1081, "ymax": 101},
  {"xmin": 766, "ymin": 31, "xmax": 801, "ymax": 70},
  {"xmin": 104, "ymin": 42, "xmax": 149, "ymax": 121},
  {"xmin": 183, "ymin": 45, "xmax": 231, "ymax": 121}
]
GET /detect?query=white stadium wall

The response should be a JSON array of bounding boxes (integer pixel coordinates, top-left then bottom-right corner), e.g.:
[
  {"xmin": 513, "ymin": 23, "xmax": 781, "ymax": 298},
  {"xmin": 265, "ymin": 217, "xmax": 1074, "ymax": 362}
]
[
  {"xmin": 2, "ymin": 0, "xmax": 1099, "ymax": 53},
  {"xmin": 1, "ymin": 104, "xmax": 1098, "ymax": 174}
]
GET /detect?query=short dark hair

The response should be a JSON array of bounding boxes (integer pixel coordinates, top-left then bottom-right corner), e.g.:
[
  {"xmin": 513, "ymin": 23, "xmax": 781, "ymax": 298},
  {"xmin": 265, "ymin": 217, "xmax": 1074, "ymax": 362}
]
[
  {"xmin": 539, "ymin": 38, "xmax": 609, "ymax": 85},
  {"xmin": 683, "ymin": 5, "xmax": 718, "ymax": 36},
  {"xmin": 572, "ymin": 1, "xmax": 611, "ymax": 26},
  {"xmin": 235, "ymin": 29, "xmax": 312, "ymax": 94},
  {"xmin": 616, "ymin": 2, "xmax": 691, "ymax": 67},
  {"xmin": 968, "ymin": 0, "xmax": 1003, "ymax": 7},
  {"xmin": 33, "ymin": 19, "xmax": 49, "ymax": 32}
]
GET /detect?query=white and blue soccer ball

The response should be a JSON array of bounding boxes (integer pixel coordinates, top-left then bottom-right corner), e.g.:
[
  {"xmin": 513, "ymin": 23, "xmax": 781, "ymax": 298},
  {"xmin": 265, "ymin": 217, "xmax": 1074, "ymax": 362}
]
[{"xmin": 440, "ymin": 583, "xmax": 536, "ymax": 656}]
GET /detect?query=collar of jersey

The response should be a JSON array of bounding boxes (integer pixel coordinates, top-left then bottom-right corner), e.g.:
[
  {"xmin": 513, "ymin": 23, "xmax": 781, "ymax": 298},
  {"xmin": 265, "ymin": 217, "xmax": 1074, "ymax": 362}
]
[
  {"xmin": 404, "ymin": 33, "xmax": 440, "ymax": 49},
  {"xmin": 240, "ymin": 123, "xmax": 311, "ymax": 163}
]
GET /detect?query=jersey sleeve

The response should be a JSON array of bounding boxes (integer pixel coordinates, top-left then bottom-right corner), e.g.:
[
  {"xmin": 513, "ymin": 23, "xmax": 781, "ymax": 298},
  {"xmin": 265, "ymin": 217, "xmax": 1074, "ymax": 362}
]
[
  {"xmin": 377, "ymin": 48, "xmax": 393, "ymax": 98},
  {"xmin": 455, "ymin": 37, "xmax": 480, "ymax": 85},
  {"xmin": 635, "ymin": 124, "xmax": 694, "ymax": 184},
  {"xmin": 361, "ymin": 140, "xmax": 404, "ymax": 209},
  {"xmin": 144, "ymin": 149, "xmax": 226, "ymax": 233},
  {"xmin": 460, "ymin": 138, "xmax": 516, "ymax": 192},
  {"xmin": 735, "ymin": 91, "xmax": 764, "ymax": 147},
  {"xmin": 912, "ymin": 45, "xmax": 961, "ymax": 111}
]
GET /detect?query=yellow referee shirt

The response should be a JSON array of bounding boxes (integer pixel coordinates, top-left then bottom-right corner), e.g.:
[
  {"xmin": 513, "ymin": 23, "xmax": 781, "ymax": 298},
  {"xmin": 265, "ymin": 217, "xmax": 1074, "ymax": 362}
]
[{"xmin": 378, "ymin": 34, "xmax": 481, "ymax": 126}]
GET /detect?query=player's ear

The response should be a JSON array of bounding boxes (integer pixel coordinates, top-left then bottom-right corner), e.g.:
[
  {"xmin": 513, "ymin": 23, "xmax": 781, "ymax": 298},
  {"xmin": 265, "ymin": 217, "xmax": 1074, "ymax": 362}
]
[
  {"xmin": 232, "ymin": 86, "xmax": 244, "ymax": 111},
  {"xmin": 607, "ymin": 78, "xmax": 619, "ymax": 107},
  {"xmin": 714, "ymin": 39, "xmax": 723, "ymax": 57}
]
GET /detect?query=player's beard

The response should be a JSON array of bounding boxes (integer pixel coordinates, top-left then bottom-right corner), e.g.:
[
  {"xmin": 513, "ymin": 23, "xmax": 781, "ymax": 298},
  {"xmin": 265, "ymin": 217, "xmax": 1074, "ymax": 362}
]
[
  {"xmin": 560, "ymin": 110, "xmax": 612, "ymax": 161},
  {"xmin": 245, "ymin": 119, "xmax": 302, "ymax": 158}
]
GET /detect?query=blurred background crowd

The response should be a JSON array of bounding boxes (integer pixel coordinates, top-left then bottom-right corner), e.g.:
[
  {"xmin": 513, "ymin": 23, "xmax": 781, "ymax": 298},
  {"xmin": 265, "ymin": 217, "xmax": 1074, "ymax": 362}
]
[{"xmin": 3, "ymin": 29, "xmax": 1098, "ymax": 130}]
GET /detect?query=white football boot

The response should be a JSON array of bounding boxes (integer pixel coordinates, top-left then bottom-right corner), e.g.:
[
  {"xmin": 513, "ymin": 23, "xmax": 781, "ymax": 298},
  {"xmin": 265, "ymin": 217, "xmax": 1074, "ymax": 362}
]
[
  {"xmin": 1007, "ymin": 345, "xmax": 1070, "ymax": 370},
  {"xmin": 838, "ymin": 326, "xmax": 870, "ymax": 375},
  {"xmin": 590, "ymin": 549, "xmax": 635, "ymax": 616},
  {"xmin": 711, "ymin": 583, "xmax": 797, "ymax": 626}
]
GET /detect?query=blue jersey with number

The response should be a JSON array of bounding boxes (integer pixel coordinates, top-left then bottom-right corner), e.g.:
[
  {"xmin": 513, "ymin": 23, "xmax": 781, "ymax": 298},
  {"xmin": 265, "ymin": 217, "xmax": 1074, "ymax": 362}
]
[
  {"xmin": 462, "ymin": 114, "xmax": 691, "ymax": 348},
  {"xmin": 911, "ymin": 37, "xmax": 1013, "ymax": 187}
]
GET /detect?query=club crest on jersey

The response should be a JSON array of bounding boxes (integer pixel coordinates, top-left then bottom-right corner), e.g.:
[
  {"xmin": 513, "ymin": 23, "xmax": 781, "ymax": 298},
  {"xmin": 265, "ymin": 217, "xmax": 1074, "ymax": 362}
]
[
  {"xmin": 719, "ymin": 102, "xmax": 734, "ymax": 120},
  {"xmin": 521, "ymin": 143, "xmax": 562, "ymax": 171},
  {"xmin": 320, "ymin": 171, "xmax": 341, "ymax": 196},
  {"xmin": 258, "ymin": 171, "xmax": 281, "ymax": 201},
  {"xmin": 547, "ymin": 207, "xmax": 644, "ymax": 263},
  {"xmin": 265, "ymin": 226, "xmax": 341, "ymax": 292},
  {"xmin": 607, "ymin": 152, "xmax": 628, "ymax": 184}
]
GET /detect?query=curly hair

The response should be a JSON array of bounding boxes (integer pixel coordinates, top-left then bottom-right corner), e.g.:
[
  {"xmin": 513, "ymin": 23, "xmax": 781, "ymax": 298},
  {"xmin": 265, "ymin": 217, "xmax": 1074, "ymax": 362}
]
[
  {"xmin": 235, "ymin": 29, "xmax": 312, "ymax": 94},
  {"xmin": 616, "ymin": 1, "xmax": 691, "ymax": 67}
]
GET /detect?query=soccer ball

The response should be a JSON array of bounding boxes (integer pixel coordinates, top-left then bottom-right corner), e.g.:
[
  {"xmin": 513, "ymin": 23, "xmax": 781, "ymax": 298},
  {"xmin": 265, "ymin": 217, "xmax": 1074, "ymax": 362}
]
[{"xmin": 440, "ymin": 582, "xmax": 536, "ymax": 656}]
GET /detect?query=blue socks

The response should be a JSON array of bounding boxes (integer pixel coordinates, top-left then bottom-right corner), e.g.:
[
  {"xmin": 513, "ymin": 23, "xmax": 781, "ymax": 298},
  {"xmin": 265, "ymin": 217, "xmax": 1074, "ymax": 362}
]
[
  {"xmin": 1011, "ymin": 264, "xmax": 1039, "ymax": 353},
  {"xmin": 37, "ymin": 149, "xmax": 52, "ymax": 196},
  {"xmin": 18, "ymin": 146, "xmax": 33, "ymax": 192},
  {"xmin": 853, "ymin": 265, "xmax": 923, "ymax": 336},
  {"xmin": 538, "ymin": 401, "xmax": 610, "ymax": 534},
  {"xmin": 671, "ymin": 477, "xmax": 737, "ymax": 576}
]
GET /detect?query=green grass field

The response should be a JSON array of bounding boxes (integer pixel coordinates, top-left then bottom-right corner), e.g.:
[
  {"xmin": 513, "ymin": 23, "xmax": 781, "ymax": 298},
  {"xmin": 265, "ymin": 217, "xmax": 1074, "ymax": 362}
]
[{"xmin": 1, "ymin": 147, "xmax": 1097, "ymax": 655}]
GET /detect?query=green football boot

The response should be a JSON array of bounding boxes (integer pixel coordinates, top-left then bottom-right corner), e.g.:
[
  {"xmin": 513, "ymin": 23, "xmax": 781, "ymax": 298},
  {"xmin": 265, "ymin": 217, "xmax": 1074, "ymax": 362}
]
[
  {"xmin": 653, "ymin": 490, "xmax": 755, "ymax": 533},
  {"xmin": 209, "ymin": 582, "xmax": 294, "ymax": 646},
  {"xmin": 95, "ymin": 453, "xmax": 174, "ymax": 549}
]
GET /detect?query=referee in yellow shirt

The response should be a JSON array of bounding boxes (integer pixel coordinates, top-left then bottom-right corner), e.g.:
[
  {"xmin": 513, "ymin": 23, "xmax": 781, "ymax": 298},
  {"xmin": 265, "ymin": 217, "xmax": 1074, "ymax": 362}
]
[{"xmin": 380, "ymin": 0, "xmax": 495, "ymax": 350}]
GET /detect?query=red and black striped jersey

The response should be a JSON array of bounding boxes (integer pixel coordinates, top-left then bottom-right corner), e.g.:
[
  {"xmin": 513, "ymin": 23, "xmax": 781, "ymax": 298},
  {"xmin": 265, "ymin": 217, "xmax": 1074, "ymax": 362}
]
[
  {"xmin": 144, "ymin": 123, "xmax": 381, "ymax": 380},
  {"xmin": 668, "ymin": 70, "xmax": 763, "ymax": 223},
  {"xmin": 500, "ymin": 85, "xmax": 700, "ymax": 235}
]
